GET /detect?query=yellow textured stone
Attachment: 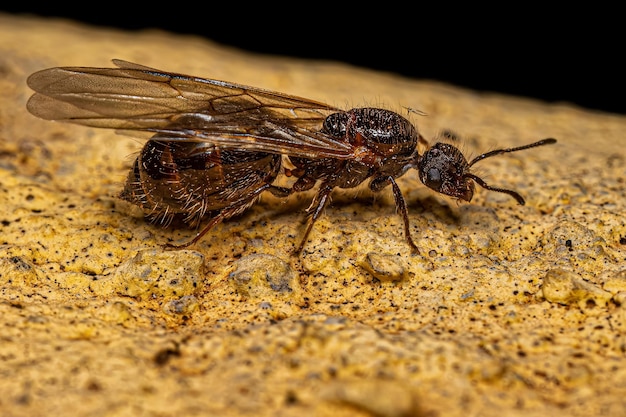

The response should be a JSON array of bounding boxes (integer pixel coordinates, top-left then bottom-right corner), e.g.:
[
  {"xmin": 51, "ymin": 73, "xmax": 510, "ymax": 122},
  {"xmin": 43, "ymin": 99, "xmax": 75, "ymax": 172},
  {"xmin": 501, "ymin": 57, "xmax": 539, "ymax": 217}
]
[{"xmin": 1, "ymin": 12, "xmax": 626, "ymax": 417}]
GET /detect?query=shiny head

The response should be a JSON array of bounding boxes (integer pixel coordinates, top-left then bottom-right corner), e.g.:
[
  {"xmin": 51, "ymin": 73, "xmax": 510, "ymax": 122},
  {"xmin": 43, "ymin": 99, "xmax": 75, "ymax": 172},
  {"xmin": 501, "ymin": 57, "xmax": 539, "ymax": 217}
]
[{"xmin": 417, "ymin": 138, "xmax": 557, "ymax": 204}]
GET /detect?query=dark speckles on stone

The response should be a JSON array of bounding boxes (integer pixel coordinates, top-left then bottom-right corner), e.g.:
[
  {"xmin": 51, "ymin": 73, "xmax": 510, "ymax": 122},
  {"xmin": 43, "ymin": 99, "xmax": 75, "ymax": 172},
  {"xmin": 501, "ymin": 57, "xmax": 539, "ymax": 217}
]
[
  {"xmin": 227, "ymin": 254, "xmax": 299, "ymax": 299},
  {"xmin": 360, "ymin": 252, "xmax": 407, "ymax": 282},
  {"xmin": 101, "ymin": 249, "xmax": 204, "ymax": 299}
]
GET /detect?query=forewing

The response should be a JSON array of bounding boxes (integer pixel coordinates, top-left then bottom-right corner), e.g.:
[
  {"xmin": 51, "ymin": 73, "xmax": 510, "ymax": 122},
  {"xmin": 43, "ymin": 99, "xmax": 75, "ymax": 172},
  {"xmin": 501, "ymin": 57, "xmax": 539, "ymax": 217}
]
[{"xmin": 26, "ymin": 60, "xmax": 355, "ymax": 159}]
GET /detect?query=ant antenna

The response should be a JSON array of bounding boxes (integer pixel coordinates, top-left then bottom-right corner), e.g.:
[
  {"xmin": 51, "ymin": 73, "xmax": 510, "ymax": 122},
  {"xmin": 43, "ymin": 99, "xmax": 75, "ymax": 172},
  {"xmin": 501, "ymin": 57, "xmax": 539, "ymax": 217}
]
[
  {"xmin": 465, "ymin": 138, "xmax": 557, "ymax": 205},
  {"xmin": 464, "ymin": 173, "xmax": 526, "ymax": 204},
  {"xmin": 468, "ymin": 138, "xmax": 557, "ymax": 167}
]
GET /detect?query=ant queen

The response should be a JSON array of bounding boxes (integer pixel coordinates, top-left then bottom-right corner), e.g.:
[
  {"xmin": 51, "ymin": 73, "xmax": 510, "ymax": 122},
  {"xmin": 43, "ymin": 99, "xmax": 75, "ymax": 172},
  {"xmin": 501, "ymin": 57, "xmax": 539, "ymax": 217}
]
[{"xmin": 26, "ymin": 60, "xmax": 556, "ymax": 254}]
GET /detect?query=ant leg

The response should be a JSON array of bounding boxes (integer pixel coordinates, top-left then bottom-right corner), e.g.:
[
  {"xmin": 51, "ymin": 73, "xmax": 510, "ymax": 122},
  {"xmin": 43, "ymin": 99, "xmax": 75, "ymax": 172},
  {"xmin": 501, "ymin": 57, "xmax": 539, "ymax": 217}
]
[
  {"xmin": 389, "ymin": 178, "xmax": 419, "ymax": 254},
  {"xmin": 166, "ymin": 210, "xmax": 230, "ymax": 249},
  {"xmin": 266, "ymin": 185, "xmax": 292, "ymax": 198},
  {"xmin": 264, "ymin": 176, "xmax": 325, "ymax": 254},
  {"xmin": 294, "ymin": 183, "xmax": 333, "ymax": 255},
  {"xmin": 370, "ymin": 176, "xmax": 419, "ymax": 254},
  {"xmin": 165, "ymin": 183, "xmax": 273, "ymax": 249}
]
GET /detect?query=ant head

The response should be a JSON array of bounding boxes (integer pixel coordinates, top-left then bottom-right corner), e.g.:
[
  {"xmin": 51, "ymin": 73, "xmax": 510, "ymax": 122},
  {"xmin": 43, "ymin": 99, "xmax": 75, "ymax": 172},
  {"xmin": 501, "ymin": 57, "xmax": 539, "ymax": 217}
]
[
  {"xmin": 417, "ymin": 137, "xmax": 557, "ymax": 204},
  {"xmin": 418, "ymin": 142, "xmax": 475, "ymax": 202}
]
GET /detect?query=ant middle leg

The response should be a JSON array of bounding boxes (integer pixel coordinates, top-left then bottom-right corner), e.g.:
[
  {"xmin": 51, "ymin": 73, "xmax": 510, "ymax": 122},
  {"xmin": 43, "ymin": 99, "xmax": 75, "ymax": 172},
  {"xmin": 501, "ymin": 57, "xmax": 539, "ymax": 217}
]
[
  {"xmin": 370, "ymin": 175, "xmax": 419, "ymax": 254},
  {"xmin": 294, "ymin": 183, "xmax": 333, "ymax": 255}
]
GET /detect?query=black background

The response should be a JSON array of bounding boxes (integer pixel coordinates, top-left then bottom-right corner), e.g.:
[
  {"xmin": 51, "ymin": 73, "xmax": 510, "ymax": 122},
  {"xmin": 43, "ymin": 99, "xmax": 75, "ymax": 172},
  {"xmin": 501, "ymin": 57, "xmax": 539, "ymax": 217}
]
[{"xmin": 4, "ymin": 6, "xmax": 623, "ymax": 115}]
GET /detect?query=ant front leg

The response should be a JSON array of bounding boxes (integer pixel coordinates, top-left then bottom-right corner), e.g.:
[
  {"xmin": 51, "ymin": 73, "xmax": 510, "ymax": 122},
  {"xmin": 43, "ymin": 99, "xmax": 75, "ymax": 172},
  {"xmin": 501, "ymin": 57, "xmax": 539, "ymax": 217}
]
[{"xmin": 370, "ymin": 176, "xmax": 419, "ymax": 254}]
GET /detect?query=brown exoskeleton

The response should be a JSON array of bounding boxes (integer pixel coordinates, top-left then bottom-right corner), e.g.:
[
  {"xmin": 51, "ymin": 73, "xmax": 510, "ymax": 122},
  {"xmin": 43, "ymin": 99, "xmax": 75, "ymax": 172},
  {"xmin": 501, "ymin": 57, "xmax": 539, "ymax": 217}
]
[{"xmin": 26, "ymin": 60, "xmax": 556, "ymax": 254}]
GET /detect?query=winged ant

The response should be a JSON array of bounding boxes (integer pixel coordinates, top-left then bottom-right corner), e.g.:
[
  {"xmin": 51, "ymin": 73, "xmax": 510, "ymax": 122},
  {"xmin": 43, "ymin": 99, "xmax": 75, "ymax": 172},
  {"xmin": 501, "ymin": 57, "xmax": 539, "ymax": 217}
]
[{"xmin": 27, "ymin": 60, "xmax": 556, "ymax": 254}]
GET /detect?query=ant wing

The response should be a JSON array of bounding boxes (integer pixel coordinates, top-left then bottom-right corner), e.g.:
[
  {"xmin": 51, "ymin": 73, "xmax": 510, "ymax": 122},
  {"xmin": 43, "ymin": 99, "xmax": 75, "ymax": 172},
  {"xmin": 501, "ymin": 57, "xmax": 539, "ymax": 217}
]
[{"xmin": 26, "ymin": 60, "xmax": 355, "ymax": 159}]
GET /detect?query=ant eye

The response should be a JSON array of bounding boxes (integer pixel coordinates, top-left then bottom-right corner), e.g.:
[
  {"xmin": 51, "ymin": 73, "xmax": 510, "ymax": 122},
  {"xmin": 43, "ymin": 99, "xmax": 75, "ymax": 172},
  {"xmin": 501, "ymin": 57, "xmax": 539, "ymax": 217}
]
[{"xmin": 425, "ymin": 168, "xmax": 442, "ymax": 190}]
